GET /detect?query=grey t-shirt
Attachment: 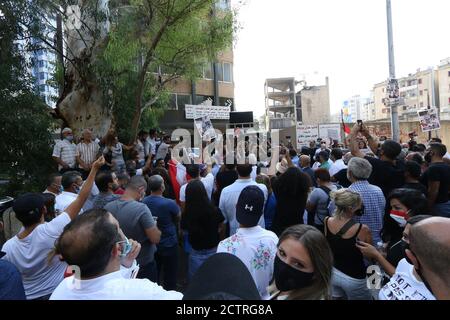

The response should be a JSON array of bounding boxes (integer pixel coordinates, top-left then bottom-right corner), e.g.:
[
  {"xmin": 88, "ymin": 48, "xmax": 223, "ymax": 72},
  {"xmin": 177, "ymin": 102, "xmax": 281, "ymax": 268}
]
[
  {"xmin": 105, "ymin": 199, "xmax": 156, "ymax": 266},
  {"xmin": 309, "ymin": 185, "xmax": 337, "ymax": 226}
]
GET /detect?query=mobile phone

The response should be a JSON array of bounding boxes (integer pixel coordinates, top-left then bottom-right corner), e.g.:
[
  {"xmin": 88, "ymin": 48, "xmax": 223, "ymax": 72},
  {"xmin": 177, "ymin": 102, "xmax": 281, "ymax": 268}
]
[{"xmin": 357, "ymin": 120, "xmax": 363, "ymax": 126}]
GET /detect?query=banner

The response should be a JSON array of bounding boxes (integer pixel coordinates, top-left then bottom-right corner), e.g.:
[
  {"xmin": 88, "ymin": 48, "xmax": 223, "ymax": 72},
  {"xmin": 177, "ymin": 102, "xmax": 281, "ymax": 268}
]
[
  {"xmin": 418, "ymin": 108, "xmax": 440, "ymax": 132},
  {"xmin": 185, "ymin": 105, "xmax": 230, "ymax": 120},
  {"xmin": 297, "ymin": 125, "xmax": 319, "ymax": 147},
  {"xmin": 319, "ymin": 124, "xmax": 342, "ymax": 146}
]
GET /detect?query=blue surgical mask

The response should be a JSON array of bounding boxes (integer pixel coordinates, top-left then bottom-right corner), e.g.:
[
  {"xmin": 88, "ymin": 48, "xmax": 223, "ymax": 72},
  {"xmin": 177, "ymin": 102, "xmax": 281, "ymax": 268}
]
[
  {"xmin": 117, "ymin": 237, "xmax": 132, "ymax": 258},
  {"xmin": 59, "ymin": 186, "xmax": 64, "ymax": 193},
  {"xmin": 74, "ymin": 185, "xmax": 81, "ymax": 194},
  {"xmin": 65, "ymin": 135, "xmax": 74, "ymax": 142}
]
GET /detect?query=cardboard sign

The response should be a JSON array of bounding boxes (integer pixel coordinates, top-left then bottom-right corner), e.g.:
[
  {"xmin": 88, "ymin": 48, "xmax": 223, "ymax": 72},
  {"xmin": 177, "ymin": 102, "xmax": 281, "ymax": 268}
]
[
  {"xmin": 185, "ymin": 105, "xmax": 230, "ymax": 120},
  {"xmin": 297, "ymin": 125, "xmax": 319, "ymax": 147}
]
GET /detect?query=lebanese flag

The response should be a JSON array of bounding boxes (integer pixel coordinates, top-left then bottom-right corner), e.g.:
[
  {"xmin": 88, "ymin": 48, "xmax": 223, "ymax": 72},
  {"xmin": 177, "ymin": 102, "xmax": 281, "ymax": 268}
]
[
  {"xmin": 341, "ymin": 109, "xmax": 351, "ymax": 135},
  {"xmin": 168, "ymin": 159, "xmax": 188, "ymax": 204}
]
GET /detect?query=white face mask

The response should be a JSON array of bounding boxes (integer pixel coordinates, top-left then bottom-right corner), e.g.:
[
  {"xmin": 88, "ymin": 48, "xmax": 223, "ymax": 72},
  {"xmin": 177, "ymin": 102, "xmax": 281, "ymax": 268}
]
[{"xmin": 390, "ymin": 214, "xmax": 407, "ymax": 227}]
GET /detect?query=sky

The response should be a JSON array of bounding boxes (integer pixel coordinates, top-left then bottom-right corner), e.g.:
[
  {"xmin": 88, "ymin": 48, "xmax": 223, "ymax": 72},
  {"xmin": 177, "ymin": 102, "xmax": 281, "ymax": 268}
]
[{"xmin": 231, "ymin": 0, "xmax": 450, "ymax": 118}]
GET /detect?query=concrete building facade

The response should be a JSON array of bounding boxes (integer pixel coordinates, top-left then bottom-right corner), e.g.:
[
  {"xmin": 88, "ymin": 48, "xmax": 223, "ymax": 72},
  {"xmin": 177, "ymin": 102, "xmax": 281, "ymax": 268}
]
[
  {"xmin": 297, "ymin": 77, "xmax": 331, "ymax": 125},
  {"xmin": 437, "ymin": 58, "xmax": 450, "ymax": 120}
]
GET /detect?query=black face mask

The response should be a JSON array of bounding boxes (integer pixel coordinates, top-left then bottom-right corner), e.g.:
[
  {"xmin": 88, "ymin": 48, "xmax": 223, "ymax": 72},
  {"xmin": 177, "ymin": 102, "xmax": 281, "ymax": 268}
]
[
  {"xmin": 274, "ymin": 255, "xmax": 314, "ymax": 292},
  {"xmin": 354, "ymin": 205, "xmax": 365, "ymax": 217},
  {"xmin": 401, "ymin": 240, "xmax": 413, "ymax": 265}
]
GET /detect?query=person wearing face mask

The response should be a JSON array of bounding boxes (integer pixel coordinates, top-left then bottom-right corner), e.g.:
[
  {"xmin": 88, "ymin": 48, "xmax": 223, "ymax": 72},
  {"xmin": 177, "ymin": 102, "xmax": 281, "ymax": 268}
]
[
  {"xmin": 357, "ymin": 215, "xmax": 433, "ymax": 300},
  {"xmin": 43, "ymin": 173, "xmax": 63, "ymax": 197},
  {"xmin": 50, "ymin": 209, "xmax": 182, "ymax": 300},
  {"xmin": 420, "ymin": 143, "xmax": 450, "ymax": 217},
  {"xmin": 324, "ymin": 189, "xmax": 373, "ymax": 300},
  {"xmin": 104, "ymin": 175, "xmax": 161, "ymax": 282},
  {"xmin": 52, "ymin": 128, "xmax": 78, "ymax": 173},
  {"xmin": 404, "ymin": 217, "xmax": 450, "ymax": 300},
  {"xmin": 55, "ymin": 171, "xmax": 84, "ymax": 214},
  {"xmin": 376, "ymin": 189, "xmax": 430, "ymax": 270},
  {"xmin": 268, "ymin": 224, "xmax": 333, "ymax": 300}
]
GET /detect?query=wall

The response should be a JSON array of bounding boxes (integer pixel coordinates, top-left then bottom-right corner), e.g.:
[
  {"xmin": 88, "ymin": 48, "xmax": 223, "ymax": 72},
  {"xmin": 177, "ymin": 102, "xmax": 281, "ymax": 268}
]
[{"xmin": 300, "ymin": 85, "xmax": 330, "ymax": 125}]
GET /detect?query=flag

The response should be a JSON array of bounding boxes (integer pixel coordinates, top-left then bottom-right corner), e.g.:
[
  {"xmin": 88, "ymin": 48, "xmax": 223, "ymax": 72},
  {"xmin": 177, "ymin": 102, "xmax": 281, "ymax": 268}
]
[
  {"xmin": 168, "ymin": 159, "xmax": 188, "ymax": 204},
  {"xmin": 341, "ymin": 109, "xmax": 351, "ymax": 135}
]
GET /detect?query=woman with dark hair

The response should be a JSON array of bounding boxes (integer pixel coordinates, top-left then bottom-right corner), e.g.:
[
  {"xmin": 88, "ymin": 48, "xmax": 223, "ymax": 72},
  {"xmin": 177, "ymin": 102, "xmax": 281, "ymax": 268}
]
[
  {"xmin": 271, "ymin": 167, "xmax": 311, "ymax": 236},
  {"xmin": 380, "ymin": 188, "xmax": 429, "ymax": 268},
  {"xmin": 181, "ymin": 180, "xmax": 225, "ymax": 280},
  {"xmin": 268, "ymin": 225, "xmax": 333, "ymax": 300},
  {"xmin": 103, "ymin": 132, "xmax": 135, "ymax": 174}
]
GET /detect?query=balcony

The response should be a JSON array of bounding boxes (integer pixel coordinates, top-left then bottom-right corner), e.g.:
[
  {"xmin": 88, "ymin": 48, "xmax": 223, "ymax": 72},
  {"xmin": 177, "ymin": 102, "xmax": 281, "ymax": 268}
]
[{"xmin": 269, "ymin": 118, "xmax": 296, "ymax": 130}]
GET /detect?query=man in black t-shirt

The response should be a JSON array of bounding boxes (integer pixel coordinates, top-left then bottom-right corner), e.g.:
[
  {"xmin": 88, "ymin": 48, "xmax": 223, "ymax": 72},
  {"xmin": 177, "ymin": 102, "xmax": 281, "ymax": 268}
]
[
  {"xmin": 348, "ymin": 124, "xmax": 405, "ymax": 197},
  {"xmin": 420, "ymin": 143, "xmax": 450, "ymax": 217},
  {"xmin": 402, "ymin": 160, "xmax": 427, "ymax": 196}
]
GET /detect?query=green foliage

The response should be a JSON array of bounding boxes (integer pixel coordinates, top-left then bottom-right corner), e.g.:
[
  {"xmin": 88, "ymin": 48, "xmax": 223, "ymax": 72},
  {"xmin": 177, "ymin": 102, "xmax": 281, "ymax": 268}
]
[{"xmin": 0, "ymin": 0, "xmax": 57, "ymax": 196}]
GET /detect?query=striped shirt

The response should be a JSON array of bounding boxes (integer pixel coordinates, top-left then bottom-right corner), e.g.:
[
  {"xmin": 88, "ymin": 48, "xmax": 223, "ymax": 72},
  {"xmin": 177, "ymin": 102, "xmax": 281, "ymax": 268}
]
[
  {"xmin": 76, "ymin": 141, "xmax": 100, "ymax": 167},
  {"xmin": 349, "ymin": 180, "xmax": 386, "ymax": 245},
  {"xmin": 52, "ymin": 139, "xmax": 77, "ymax": 170}
]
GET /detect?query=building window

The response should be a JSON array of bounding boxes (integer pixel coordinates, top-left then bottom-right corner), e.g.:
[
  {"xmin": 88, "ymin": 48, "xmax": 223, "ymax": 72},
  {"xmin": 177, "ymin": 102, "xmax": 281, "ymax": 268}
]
[
  {"xmin": 39, "ymin": 85, "xmax": 46, "ymax": 92},
  {"xmin": 203, "ymin": 63, "xmax": 213, "ymax": 80},
  {"xmin": 448, "ymin": 71, "xmax": 450, "ymax": 77},
  {"xmin": 39, "ymin": 72, "xmax": 46, "ymax": 80},
  {"xmin": 418, "ymin": 79, "xmax": 422, "ymax": 84},
  {"xmin": 419, "ymin": 90, "xmax": 423, "ymax": 96},
  {"xmin": 168, "ymin": 93, "xmax": 177, "ymax": 110},
  {"xmin": 223, "ymin": 62, "xmax": 232, "ymax": 83},
  {"xmin": 448, "ymin": 97, "xmax": 450, "ymax": 105},
  {"xmin": 177, "ymin": 94, "xmax": 192, "ymax": 109},
  {"xmin": 216, "ymin": 63, "xmax": 223, "ymax": 82},
  {"xmin": 216, "ymin": 0, "xmax": 231, "ymax": 10},
  {"xmin": 420, "ymin": 102, "xmax": 424, "ymax": 108}
]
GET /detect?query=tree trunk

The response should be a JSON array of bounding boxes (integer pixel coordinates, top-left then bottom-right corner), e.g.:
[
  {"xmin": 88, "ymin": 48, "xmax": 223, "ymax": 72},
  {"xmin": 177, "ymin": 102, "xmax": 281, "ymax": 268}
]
[{"xmin": 56, "ymin": 0, "xmax": 112, "ymax": 139}]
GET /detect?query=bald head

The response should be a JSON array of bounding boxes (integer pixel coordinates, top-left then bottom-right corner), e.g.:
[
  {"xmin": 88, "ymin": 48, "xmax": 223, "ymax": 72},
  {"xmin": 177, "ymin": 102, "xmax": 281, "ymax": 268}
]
[
  {"xmin": 409, "ymin": 217, "xmax": 450, "ymax": 295},
  {"xmin": 300, "ymin": 155, "xmax": 311, "ymax": 168}
]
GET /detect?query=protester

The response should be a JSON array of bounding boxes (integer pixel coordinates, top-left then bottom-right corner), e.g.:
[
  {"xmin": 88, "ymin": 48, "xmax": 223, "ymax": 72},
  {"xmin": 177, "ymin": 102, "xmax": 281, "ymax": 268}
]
[
  {"xmin": 316, "ymin": 151, "xmax": 331, "ymax": 171},
  {"xmin": 331, "ymin": 152, "xmax": 352, "ymax": 188},
  {"xmin": 404, "ymin": 217, "xmax": 450, "ymax": 300},
  {"xmin": 349, "ymin": 124, "xmax": 405, "ymax": 196},
  {"xmin": 217, "ymin": 186, "xmax": 278, "ymax": 299},
  {"xmin": 289, "ymin": 149, "xmax": 300, "ymax": 167},
  {"xmin": 183, "ymin": 253, "xmax": 261, "ymax": 300},
  {"xmin": 329, "ymin": 148, "xmax": 346, "ymax": 177},
  {"xmin": 181, "ymin": 180, "xmax": 225, "ymax": 280},
  {"xmin": 420, "ymin": 143, "xmax": 450, "ymax": 217},
  {"xmin": 220, "ymin": 163, "xmax": 268, "ymax": 237},
  {"xmin": 114, "ymin": 173, "xmax": 130, "ymax": 195},
  {"xmin": 1, "ymin": 157, "xmax": 104, "ymax": 299},
  {"xmin": 179, "ymin": 164, "xmax": 214, "ymax": 208},
  {"xmin": 146, "ymin": 129, "xmax": 158, "ymax": 161},
  {"xmin": 150, "ymin": 167, "xmax": 177, "ymax": 200},
  {"xmin": 155, "ymin": 135, "xmax": 171, "ymax": 162},
  {"xmin": 0, "ymin": 254, "xmax": 26, "ymax": 300},
  {"xmin": 213, "ymin": 162, "xmax": 238, "ymax": 206},
  {"xmin": 325, "ymin": 188, "xmax": 373, "ymax": 300},
  {"xmin": 306, "ymin": 169, "xmax": 338, "ymax": 233},
  {"xmin": 402, "ymin": 161, "xmax": 427, "ymax": 195},
  {"xmin": 76, "ymin": 129, "xmax": 100, "ymax": 179},
  {"xmin": 50, "ymin": 209, "xmax": 182, "ymax": 300},
  {"xmin": 55, "ymin": 171, "xmax": 83, "ymax": 214},
  {"xmin": 347, "ymin": 157, "xmax": 385, "ymax": 244},
  {"xmin": 143, "ymin": 175, "xmax": 181, "ymax": 291},
  {"xmin": 43, "ymin": 173, "xmax": 62, "ymax": 197},
  {"xmin": 136, "ymin": 130, "xmax": 149, "ymax": 168},
  {"xmin": 105, "ymin": 176, "xmax": 161, "ymax": 282},
  {"xmin": 52, "ymin": 127, "xmax": 77, "ymax": 173},
  {"xmin": 92, "ymin": 171, "xmax": 120, "ymax": 209},
  {"xmin": 268, "ymin": 225, "xmax": 333, "ymax": 300},
  {"xmin": 256, "ymin": 174, "xmax": 277, "ymax": 231},
  {"xmin": 271, "ymin": 167, "xmax": 311, "ymax": 236},
  {"xmin": 299, "ymin": 155, "xmax": 316, "ymax": 187},
  {"xmin": 103, "ymin": 132, "xmax": 135, "ymax": 174}
]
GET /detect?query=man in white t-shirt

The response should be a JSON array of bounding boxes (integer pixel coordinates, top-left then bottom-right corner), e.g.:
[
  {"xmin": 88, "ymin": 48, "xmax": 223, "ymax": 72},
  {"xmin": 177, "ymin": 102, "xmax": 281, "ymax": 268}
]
[
  {"xmin": 217, "ymin": 186, "xmax": 278, "ymax": 299},
  {"xmin": 179, "ymin": 164, "xmax": 214, "ymax": 208},
  {"xmin": 1, "ymin": 157, "xmax": 104, "ymax": 299},
  {"xmin": 50, "ymin": 209, "xmax": 182, "ymax": 300},
  {"xmin": 329, "ymin": 148, "xmax": 347, "ymax": 178},
  {"xmin": 219, "ymin": 163, "xmax": 268, "ymax": 237},
  {"xmin": 379, "ymin": 258, "xmax": 435, "ymax": 300},
  {"xmin": 55, "ymin": 171, "xmax": 83, "ymax": 214}
]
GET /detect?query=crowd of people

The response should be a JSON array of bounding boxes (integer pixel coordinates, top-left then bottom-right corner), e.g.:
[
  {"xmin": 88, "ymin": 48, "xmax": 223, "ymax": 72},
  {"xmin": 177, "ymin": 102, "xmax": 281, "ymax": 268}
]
[{"xmin": 1, "ymin": 123, "xmax": 449, "ymax": 300}]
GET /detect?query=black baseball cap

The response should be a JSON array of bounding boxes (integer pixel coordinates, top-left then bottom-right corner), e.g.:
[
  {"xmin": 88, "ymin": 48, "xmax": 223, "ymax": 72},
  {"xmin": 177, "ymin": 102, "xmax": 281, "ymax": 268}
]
[
  {"xmin": 13, "ymin": 193, "xmax": 45, "ymax": 216},
  {"xmin": 236, "ymin": 186, "xmax": 264, "ymax": 227},
  {"xmin": 183, "ymin": 253, "xmax": 261, "ymax": 300}
]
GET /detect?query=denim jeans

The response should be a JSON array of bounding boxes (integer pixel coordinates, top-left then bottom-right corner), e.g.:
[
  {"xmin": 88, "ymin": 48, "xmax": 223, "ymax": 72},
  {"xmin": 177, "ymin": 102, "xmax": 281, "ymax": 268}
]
[
  {"xmin": 137, "ymin": 260, "xmax": 158, "ymax": 283},
  {"xmin": 155, "ymin": 245, "xmax": 178, "ymax": 291},
  {"xmin": 433, "ymin": 201, "xmax": 450, "ymax": 218},
  {"xmin": 331, "ymin": 267, "xmax": 372, "ymax": 300},
  {"xmin": 188, "ymin": 247, "xmax": 217, "ymax": 281}
]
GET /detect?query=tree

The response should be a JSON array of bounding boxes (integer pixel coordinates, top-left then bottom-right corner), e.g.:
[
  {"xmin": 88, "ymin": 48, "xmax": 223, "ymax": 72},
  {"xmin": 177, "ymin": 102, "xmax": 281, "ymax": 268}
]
[
  {"xmin": 21, "ymin": 0, "xmax": 235, "ymax": 142},
  {"xmin": 0, "ymin": 0, "xmax": 57, "ymax": 196}
]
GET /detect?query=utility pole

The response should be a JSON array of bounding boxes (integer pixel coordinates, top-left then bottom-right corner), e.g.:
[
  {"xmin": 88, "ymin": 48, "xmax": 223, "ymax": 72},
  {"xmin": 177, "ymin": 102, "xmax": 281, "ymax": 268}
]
[{"xmin": 386, "ymin": 0, "xmax": 400, "ymax": 142}]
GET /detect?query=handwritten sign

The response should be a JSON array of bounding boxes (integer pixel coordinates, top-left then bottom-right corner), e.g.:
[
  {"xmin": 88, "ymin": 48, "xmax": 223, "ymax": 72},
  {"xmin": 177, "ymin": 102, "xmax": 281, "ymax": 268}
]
[{"xmin": 297, "ymin": 125, "xmax": 319, "ymax": 147}]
